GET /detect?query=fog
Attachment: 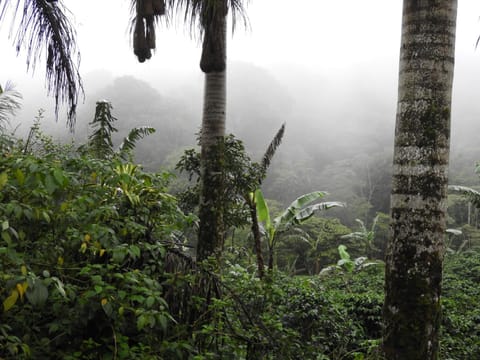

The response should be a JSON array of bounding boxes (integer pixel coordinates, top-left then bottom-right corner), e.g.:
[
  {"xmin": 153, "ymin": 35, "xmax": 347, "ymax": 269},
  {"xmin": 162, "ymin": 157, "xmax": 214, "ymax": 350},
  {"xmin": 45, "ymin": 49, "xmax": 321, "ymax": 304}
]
[{"xmin": 2, "ymin": 0, "xmax": 480, "ymax": 205}]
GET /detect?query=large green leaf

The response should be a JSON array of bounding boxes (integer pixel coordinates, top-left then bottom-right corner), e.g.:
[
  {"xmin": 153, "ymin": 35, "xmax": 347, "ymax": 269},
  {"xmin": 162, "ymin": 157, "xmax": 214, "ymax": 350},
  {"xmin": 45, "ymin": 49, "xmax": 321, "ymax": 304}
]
[
  {"xmin": 448, "ymin": 185, "xmax": 480, "ymax": 208},
  {"xmin": 292, "ymin": 201, "xmax": 345, "ymax": 224},
  {"xmin": 3, "ymin": 289, "xmax": 19, "ymax": 312},
  {"xmin": 0, "ymin": 172, "xmax": 8, "ymax": 190},
  {"xmin": 254, "ymin": 189, "xmax": 274, "ymax": 241},
  {"xmin": 274, "ymin": 191, "xmax": 328, "ymax": 227}
]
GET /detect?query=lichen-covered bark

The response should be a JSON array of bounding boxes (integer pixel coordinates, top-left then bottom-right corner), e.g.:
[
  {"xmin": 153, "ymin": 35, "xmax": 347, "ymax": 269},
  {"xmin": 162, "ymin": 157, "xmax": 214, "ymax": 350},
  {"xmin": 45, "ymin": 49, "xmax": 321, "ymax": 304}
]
[
  {"xmin": 197, "ymin": 1, "xmax": 228, "ymax": 261},
  {"xmin": 249, "ymin": 203, "xmax": 265, "ymax": 279},
  {"xmin": 383, "ymin": 1, "xmax": 457, "ymax": 359},
  {"xmin": 197, "ymin": 27, "xmax": 227, "ymax": 261}
]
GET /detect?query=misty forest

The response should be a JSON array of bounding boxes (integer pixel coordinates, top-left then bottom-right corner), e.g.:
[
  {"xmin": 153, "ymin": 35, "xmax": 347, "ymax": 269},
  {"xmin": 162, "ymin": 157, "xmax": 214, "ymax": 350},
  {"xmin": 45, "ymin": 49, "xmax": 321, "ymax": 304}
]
[{"xmin": 1, "ymin": 0, "xmax": 480, "ymax": 359}]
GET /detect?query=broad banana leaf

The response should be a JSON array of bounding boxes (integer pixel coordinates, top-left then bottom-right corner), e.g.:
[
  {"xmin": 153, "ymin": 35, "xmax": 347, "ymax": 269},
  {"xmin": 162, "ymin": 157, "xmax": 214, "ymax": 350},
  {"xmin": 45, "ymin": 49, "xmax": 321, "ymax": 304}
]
[
  {"xmin": 289, "ymin": 201, "xmax": 344, "ymax": 225},
  {"xmin": 448, "ymin": 185, "xmax": 480, "ymax": 208},
  {"xmin": 254, "ymin": 189, "xmax": 274, "ymax": 242},
  {"xmin": 446, "ymin": 228, "xmax": 462, "ymax": 236},
  {"xmin": 273, "ymin": 191, "xmax": 328, "ymax": 227}
]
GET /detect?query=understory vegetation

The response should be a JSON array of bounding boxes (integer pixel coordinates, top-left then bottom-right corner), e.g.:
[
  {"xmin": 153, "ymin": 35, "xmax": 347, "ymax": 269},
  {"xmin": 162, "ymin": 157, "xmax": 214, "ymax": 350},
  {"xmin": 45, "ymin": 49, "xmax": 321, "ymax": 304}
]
[{"xmin": 1, "ymin": 116, "xmax": 479, "ymax": 359}]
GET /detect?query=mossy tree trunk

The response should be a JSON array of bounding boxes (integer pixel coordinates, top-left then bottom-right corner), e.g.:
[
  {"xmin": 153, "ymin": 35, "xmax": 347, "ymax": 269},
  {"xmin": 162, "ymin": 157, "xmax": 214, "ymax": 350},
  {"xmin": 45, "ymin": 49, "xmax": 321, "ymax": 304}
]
[
  {"xmin": 383, "ymin": 1, "xmax": 457, "ymax": 359},
  {"xmin": 248, "ymin": 199, "xmax": 265, "ymax": 279},
  {"xmin": 197, "ymin": 2, "xmax": 227, "ymax": 261}
]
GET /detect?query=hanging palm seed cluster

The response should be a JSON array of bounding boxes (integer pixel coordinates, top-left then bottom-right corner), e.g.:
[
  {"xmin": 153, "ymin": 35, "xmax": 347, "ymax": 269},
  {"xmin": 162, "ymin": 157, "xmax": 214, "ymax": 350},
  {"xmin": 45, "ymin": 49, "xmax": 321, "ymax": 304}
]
[{"xmin": 133, "ymin": 0, "xmax": 165, "ymax": 62}]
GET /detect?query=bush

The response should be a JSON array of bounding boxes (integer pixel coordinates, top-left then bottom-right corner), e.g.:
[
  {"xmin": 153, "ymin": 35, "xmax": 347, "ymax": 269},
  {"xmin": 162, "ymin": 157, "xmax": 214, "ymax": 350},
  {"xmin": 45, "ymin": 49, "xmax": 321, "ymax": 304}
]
[{"xmin": 0, "ymin": 134, "xmax": 191, "ymax": 359}]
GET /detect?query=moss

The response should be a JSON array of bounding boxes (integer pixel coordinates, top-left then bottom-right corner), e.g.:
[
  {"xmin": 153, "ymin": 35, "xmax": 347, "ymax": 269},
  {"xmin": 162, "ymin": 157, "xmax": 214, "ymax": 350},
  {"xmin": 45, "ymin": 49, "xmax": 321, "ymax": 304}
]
[
  {"xmin": 398, "ymin": 104, "xmax": 450, "ymax": 149},
  {"xmin": 197, "ymin": 137, "xmax": 225, "ymax": 261},
  {"xmin": 385, "ymin": 204, "xmax": 445, "ymax": 359},
  {"xmin": 392, "ymin": 174, "xmax": 447, "ymax": 200}
]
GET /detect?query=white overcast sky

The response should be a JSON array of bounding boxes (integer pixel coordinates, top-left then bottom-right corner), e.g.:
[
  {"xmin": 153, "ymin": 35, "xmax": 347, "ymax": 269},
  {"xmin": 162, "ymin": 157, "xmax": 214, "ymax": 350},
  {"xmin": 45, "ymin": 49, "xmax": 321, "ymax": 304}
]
[
  {"xmin": 1, "ymin": 1, "xmax": 480, "ymax": 79},
  {"xmin": 1, "ymin": 0, "xmax": 480, "ymax": 127}
]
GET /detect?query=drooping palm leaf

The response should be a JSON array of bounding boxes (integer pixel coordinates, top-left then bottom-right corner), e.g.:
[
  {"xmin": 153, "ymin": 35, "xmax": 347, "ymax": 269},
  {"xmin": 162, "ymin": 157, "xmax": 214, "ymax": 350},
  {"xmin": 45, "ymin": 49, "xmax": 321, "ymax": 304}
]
[
  {"xmin": 448, "ymin": 185, "xmax": 480, "ymax": 209},
  {"xmin": 260, "ymin": 122, "xmax": 285, "ymax": 180},
  {"xmin": 167, "ymin": 0, "xmax": 248, "ymax": 35},
  {"xmin": 0, "ymin": 81, "xmax": 22, "ymax": 130},
  {"xmin": 118, "ymin": 126, "xmax": 156, "ymax": 158},
  {"xmin": 129, "ymin": 0, "xmax": 248, "ymax": 63},
  {"xmin": 0, "ymin": 0, "xmax": 83, "ymax": 129}
]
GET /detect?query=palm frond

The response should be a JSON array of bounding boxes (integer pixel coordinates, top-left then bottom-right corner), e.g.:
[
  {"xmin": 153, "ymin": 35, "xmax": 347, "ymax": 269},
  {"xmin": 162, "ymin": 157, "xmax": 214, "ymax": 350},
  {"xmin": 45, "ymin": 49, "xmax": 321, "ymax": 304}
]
[
  {"xmin": 129, "ymin": 0, "xmax": 249, "ymax": 62},
  {"xmin": 448, "ymin": 185, "xmax": 480, "ymax": 209},
  {"xmin": 168, "ymin": 0, "xmax": 248, "ymax": 34},
  {"xmin": 118, "ymin": 126, "xmax": 156, "ymax": 158},
  {"xmin": 0, "ymin": 81, "xmax": 22, "ymax": 130},
  {"xmin": 0, "ymin": 0, "xmax": 83, "ymax": 129},
  {"xmin": 129, "ymin": 0, "xmax": 166, "ymax": 62},
  {"xmin": 260, "ymin": 122, "xmax": 285, "ymax": 179}
]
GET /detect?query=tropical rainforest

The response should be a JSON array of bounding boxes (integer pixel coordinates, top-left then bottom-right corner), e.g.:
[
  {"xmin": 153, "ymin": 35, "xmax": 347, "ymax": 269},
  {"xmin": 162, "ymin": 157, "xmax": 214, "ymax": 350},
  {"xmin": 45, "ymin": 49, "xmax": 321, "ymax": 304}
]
[{"xmin": 1, "ymin": 0, "xmax": 480, "ymax": 359}]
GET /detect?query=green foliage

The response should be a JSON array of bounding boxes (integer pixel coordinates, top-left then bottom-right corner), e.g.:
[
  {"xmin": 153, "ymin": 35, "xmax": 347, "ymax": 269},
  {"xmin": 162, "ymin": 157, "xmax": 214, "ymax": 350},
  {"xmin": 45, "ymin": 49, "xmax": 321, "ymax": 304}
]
[
  {"xmin": 82, "ymin": 100, "xmax": 155, "ymax": 161},
  {"xmin": 341, "ymin": 215, "xmax": 381, "ymax": 259},
  {"xmin": 276, "ymin": 216, "xmax": 352, "ymax": 275},
  {"xmin": 0, "ymin": 118, "xmax": 478, "ymax": 359},
  {"xmin": 449, "ymin": 185, "xmax": 480, "ymax": 209},
  {"xmin": 119, "ymin": 126, "xmax": 156, "ymax": 160},
  {"xmin": 87, "ymin": 100, "xmax": 118, "ymax": 159},
  {"xmin": 176, "ymin": 134, "xmax": 264, "ymax": 231},
  {"xmin": 255, "ymin": 188, "xmax": 344, "ymax": 270},
  {"xmin": 0, "ymin": 130, "xmax": 191, "ymax": 359},
  {"xmin": 441, "ymin": 251, "xmax": 480, "ymax": 358}
]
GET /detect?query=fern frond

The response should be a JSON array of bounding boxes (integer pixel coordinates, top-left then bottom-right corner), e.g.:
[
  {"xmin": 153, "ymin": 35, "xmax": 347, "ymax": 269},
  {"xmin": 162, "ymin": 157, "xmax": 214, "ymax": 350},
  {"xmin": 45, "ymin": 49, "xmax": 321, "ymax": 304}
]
[{"xmin": 88, "ymin": 101, "xmax": 118, "ymax": 159}]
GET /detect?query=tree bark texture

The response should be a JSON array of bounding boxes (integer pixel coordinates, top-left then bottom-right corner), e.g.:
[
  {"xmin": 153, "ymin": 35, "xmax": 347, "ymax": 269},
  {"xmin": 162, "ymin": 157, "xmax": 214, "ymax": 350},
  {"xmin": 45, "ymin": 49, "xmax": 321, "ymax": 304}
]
[
  {"xmin": 249, "ymin": 202, "xmax": 265, "ymax": 278},
  {"xmin": 383, "ymin": 1, "xmax": 457, "ymax": 359},
  {"xmin": 197, "ymin": 9, "xmax": 227, "ymax": 261}
]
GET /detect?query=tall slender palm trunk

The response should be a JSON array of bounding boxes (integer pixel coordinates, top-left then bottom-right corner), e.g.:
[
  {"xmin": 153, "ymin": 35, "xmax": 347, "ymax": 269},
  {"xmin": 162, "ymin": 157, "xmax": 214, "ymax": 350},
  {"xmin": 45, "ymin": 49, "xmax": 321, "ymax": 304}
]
[
  {"xmin": 383, "ymin": 1, "xmax": 457, "ymax": 359},
  {"xmin": 197, "ymin": 70, "xmax": 226, "ymax": 260},
  {"xmin": 197, "ymin": 6, "xmax": 227, "ymax": 261}
]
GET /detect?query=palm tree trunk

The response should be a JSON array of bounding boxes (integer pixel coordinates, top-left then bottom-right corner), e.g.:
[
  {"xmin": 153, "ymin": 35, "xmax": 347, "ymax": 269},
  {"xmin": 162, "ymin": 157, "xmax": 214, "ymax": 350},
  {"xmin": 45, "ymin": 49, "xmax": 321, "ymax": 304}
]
[
  {"xmin": 383, "ymin": 1, "xmax": 457, "ymax": 359},
  {"xmin": 197, "ymin": 9, "xmax": 227, "ymax": 261}
]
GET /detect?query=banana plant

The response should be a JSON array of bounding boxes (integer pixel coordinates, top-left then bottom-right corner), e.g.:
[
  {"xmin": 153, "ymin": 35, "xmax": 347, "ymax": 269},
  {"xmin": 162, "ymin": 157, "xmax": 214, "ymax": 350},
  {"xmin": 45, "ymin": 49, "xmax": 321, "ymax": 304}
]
[
  {"xmin": 254, "ymin": 189, "xmax": 344, "ymax": 271},
  {"xmin": 341, "ymin": 215, "xmax": 380, "ymax": 258},
  {"xmin": 320, "ymin": 245, "xmax": 380, "ymax": 275},
  {"xmin": 448, "ymin": 185, "xmax": 480, "ymax": 208}
]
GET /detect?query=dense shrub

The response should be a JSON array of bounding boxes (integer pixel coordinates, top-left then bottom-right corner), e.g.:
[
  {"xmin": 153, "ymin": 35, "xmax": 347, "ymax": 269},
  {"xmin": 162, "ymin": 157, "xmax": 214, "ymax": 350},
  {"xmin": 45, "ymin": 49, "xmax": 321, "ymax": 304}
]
[
  {"xmin": 0, "ymin": 134, "xmax": 192, "ymax": 359},
  {"xmin": 1, "ymin": 130, "xmax": 480, "ymax": 359}
]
